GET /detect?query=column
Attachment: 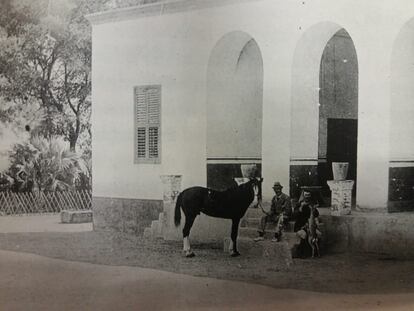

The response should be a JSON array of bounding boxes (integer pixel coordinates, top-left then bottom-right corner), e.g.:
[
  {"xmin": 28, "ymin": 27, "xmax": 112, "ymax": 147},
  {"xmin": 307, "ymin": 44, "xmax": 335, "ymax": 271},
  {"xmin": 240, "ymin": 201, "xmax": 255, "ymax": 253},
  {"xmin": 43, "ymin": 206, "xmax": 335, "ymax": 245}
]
[
  {"xmin": 261, "ymin": 49, "xmax": 291, "ymax": 203},
  {"xmin": 356, "ymin": 35, "xmax": 392, "ymax": 212}
]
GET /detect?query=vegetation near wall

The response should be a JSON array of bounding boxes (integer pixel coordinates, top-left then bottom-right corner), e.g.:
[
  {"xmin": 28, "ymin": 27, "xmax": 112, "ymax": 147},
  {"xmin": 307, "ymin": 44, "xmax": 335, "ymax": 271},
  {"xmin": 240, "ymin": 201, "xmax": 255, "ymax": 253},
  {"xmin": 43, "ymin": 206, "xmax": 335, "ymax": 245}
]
[
  {"xmin": 0, "ymin": 0, "xmax": 167, "ymax": 194},
  {"xmin": 0, "ymin": 0, "xmax": 102, "ymax": 192}
]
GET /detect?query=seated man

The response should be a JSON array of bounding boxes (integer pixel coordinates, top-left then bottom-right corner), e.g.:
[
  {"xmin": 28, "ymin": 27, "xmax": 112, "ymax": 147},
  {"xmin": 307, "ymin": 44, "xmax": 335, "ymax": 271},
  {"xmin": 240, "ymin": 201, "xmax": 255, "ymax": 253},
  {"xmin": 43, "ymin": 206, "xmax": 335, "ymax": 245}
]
[
  {"xmin": 254, "ymin": 182, "xmax": 292, "ymax": 242},
  {"xmin": 293, "ymin": 190, "xmax": 322, "ymax": 256}
]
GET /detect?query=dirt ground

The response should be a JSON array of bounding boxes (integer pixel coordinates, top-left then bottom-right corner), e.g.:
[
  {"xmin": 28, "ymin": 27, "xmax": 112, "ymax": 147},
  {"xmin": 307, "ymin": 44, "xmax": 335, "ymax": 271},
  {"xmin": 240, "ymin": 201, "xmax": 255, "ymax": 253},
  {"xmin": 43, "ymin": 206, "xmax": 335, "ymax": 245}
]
[
  {"xmin": 3, "ymin": 249, "xmax": 414, "ymax": 311},
  {"xmin": 0, "ymin": 230, "xmax": 413, "ymax": 295}
]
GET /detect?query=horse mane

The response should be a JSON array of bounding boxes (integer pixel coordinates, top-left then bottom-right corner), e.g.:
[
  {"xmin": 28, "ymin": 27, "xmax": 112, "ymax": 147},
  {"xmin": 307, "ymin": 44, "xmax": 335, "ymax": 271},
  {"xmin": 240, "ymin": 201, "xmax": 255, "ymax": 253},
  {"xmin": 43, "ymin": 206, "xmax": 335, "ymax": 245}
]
[{"xmin": 212, "ymin": 179, "xmax": 252, "ymax": 194}]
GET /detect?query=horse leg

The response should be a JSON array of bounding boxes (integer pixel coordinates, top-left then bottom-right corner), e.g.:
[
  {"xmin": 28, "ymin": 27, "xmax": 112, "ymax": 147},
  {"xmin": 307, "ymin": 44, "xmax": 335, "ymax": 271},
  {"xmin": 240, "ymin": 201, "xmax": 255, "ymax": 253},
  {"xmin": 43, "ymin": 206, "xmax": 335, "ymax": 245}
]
[
  {"xmin": 311, "ymin": 242, "xmax": 315, "ymax": 258},
  {"xmin": 230, "ymin": 218, "xmax": 241, "ymax": 257},
  {"xmin": 315, "ymin": 239, "xmax": 321, "ymax": 257},
  {"xmin": 182, "ymin": 214, "xmax": 196, "ymax": 258},
  {"xmin": 308, "ymin": 237, "xmax": 314, "ymax": 258}
]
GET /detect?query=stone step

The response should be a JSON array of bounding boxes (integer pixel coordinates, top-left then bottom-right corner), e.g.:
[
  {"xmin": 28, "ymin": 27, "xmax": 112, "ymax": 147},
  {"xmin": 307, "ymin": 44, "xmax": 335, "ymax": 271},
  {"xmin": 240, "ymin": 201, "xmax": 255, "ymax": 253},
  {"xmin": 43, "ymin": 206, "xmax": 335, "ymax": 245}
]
[
  {"xmin": 239, "ymin": 227, "xmax": 298, "ymax": 240},
  {"xmin": 150, "ymin": 220, "xmax": 158, "ymax": 231},
  {"xmin": 241, "ymin": 218, "xmax": 295, "ymax": 232},
  {"xmin": 239, "ymin": 227, "xmax": 273, "ymax": 239},
  {"xmin": 143, "ymin": 212, "xmax": 167, "ymax": 239},
  {"xmin": 244, "ymin": 205, "xmax": 293, "ymax": 218},
  {"xmin": 150, "ymin": 220, "xmax": 163, "ymax": 238},
  {"xmin": 223, "ymin": 237, "xmax": 294, "ymax": 267},
  {"xmin": 60, "ymin": 210, "xmax": 92, "ymax": 224},
  {"xmin": 158, "ymin": 212, "xmax": 165, "ymax": 223},
  {"xmin": 143, "ymin": 227, "xmax": 153, "ymax": 239},
  {"xmin": 244, "ymin": 207, "xmax": 267, "ymax": 218}
]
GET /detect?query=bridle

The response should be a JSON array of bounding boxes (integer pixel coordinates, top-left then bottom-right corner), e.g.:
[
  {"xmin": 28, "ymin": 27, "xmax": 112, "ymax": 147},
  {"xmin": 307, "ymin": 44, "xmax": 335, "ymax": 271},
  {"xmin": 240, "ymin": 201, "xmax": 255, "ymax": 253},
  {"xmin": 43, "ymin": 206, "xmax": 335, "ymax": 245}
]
[
  {"xmin": 249, "ymin": 178, "xmax": 273, "ymax": 215},
  {"xmin": 250, "ymin": 178, "xmax": 263, "ymax": 209}
]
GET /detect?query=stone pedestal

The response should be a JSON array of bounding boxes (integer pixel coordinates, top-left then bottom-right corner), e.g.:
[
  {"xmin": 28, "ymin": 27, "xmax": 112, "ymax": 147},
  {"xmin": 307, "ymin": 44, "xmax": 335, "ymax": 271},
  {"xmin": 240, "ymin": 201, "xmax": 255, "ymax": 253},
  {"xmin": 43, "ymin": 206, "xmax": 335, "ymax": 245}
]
[
  {"xmin": 61, "ymin": 210, "xmax": 93, "ymax": 224},
  {"xmin": 327, "ymin": 180, "xmax": 354, "ymax": 216},
  {"xmin": 160, "ymin": 175, "xmax": 182, "ymax": 204},
  {"xmin": 160, "ymin": 175, "xmax": 183, "ymax": 240}
]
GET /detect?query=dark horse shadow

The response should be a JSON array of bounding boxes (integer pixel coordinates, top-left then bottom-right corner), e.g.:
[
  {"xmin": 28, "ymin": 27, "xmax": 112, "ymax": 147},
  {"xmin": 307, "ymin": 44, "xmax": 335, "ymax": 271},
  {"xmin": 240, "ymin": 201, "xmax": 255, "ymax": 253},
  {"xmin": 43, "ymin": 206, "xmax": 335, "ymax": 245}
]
[{"xmin": 174, "ymin": 178, "xmax": 263, "ymax": 257}]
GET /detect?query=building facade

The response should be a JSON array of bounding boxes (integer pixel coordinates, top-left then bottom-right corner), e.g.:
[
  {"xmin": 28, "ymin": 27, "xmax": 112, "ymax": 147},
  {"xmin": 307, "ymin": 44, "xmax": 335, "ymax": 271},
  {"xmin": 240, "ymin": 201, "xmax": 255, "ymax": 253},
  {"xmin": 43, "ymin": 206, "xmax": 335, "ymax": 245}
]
[{"xmin": 88, "ymin": 0, "xmax": 414, "ymax": 236}]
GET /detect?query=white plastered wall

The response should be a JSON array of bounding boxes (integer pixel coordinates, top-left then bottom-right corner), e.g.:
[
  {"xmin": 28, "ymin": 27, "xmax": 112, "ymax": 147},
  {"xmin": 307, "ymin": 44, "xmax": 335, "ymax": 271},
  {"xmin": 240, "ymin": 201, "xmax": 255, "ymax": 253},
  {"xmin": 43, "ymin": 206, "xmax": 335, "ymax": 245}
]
[
  {"xmin": 90, "ymin": 0, "xmax": 414, "ymax": 208},
  {"xmin": 390, "ymin": 18, "xmax": 414, "ymax": 164},
  {"xmin": 206, "ymin": 31, "xmax": 263, "ymax": 160}
]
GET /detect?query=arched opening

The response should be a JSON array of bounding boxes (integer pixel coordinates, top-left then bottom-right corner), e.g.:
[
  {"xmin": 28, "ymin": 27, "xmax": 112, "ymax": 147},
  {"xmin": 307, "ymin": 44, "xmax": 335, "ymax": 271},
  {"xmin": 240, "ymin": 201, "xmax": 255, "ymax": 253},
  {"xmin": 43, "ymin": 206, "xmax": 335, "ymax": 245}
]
[
  {"xmin": 206, "ymin": 31, "xmax": 263, "ymax": 190},
  {"xmin": 318, "ymin": 28, "xmax": 359, "ymax": 204},
  {"xmin": 290, "ymin": 23, "xmax": 359, "ymax": 207},
  {"xmin": 389, "ymin": 18, "xmax": 414, "ymax": 212}
]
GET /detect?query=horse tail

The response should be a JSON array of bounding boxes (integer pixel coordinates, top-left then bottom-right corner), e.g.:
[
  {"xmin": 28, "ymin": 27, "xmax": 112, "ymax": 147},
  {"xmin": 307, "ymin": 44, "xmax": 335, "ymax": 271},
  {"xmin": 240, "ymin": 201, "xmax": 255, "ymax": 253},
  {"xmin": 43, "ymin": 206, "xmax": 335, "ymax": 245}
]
[{"xmin": 174, "ymin": 192, "xmax": 183, "ymax": 227}]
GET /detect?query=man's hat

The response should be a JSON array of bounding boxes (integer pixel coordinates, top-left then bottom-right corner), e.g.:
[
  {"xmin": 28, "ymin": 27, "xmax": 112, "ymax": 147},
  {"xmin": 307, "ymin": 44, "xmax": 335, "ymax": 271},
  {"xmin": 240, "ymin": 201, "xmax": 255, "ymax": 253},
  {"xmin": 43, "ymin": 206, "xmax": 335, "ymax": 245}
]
[{"xmin": 272, "ymin": 182, "xmax": 283, "ymax": 189}]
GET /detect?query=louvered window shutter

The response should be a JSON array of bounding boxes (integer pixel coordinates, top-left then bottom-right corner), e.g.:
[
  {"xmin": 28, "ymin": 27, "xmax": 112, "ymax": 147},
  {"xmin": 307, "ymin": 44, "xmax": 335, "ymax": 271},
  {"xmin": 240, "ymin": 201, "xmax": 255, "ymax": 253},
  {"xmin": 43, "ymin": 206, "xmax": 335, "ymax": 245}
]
[{"xmin": 134, "ymin": 85, "xmax": 161, "ymax": 163}]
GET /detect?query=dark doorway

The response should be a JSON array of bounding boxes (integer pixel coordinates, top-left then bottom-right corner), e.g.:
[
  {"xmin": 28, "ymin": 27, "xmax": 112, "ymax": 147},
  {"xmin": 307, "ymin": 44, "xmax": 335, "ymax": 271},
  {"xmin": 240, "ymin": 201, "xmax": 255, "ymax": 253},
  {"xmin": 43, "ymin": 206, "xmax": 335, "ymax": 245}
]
[
  {"xmin": 317, "ymin": 28, "xmax": 358, "ymax": 206},
  {"xmin": 326, "ymin": 118, "xmax": 358, "ymax": 186},
  {"xmin": 318, "ymin": 118, "xmax": 358, "ymax": 203}
]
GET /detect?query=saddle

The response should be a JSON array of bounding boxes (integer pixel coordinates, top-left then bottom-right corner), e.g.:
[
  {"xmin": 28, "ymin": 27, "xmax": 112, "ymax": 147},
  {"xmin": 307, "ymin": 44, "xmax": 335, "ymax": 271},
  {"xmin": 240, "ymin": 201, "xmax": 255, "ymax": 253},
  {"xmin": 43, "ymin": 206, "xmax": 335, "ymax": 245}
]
[{"xmin": 205, "ymin": 189, "xmax": 227, "ymax": 209}]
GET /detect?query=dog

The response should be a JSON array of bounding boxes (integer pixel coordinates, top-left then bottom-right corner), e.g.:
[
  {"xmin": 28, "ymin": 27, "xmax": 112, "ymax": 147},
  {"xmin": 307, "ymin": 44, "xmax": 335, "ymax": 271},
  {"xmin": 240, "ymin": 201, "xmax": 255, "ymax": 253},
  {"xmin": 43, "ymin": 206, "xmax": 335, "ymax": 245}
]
[{"xmin": 307, "ymin": 205, "xmax": 320, "ymax": 258}]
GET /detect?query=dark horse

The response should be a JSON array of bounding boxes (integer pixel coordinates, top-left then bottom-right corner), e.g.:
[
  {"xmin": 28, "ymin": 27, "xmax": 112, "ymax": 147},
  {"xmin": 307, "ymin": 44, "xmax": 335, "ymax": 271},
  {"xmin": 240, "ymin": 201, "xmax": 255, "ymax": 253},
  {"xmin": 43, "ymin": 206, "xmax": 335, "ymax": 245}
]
[{"xmin": 174, "ymin": 178, "xmax": 263, "ymax": 257}]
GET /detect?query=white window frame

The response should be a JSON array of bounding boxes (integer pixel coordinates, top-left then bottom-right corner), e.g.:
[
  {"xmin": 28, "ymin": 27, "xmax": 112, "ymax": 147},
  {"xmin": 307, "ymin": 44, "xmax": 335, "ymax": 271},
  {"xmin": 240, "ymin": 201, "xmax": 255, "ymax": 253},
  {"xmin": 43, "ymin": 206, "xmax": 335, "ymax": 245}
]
[{"xmin": 134, "ymin": 85, "xmax": 161, "ymax": 164}]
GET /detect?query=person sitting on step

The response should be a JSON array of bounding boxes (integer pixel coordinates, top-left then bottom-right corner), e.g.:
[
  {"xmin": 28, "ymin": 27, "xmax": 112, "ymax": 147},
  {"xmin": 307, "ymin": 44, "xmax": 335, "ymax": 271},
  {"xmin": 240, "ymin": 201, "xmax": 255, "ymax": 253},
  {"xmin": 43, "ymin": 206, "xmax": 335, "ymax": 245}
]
[
  {"xmin": 293, "ymin": 190, "xmax": 322, "ymax": 257},
  {"xmin": 254, "ymin": 182, "xmax": 292, "ymax": 242}
]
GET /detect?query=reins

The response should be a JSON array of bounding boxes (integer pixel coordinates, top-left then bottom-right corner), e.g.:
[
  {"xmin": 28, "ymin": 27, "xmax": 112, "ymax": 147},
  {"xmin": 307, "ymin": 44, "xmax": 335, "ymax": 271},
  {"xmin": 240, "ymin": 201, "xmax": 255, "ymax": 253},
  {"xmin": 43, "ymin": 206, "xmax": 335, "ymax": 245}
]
[
  {"xmin": 250, "ymin": 179, "xmax": 266, "ymax": 213},
  {"xmin": 258, "ymin": 200, "xmax": 270, "ymax": 216}
]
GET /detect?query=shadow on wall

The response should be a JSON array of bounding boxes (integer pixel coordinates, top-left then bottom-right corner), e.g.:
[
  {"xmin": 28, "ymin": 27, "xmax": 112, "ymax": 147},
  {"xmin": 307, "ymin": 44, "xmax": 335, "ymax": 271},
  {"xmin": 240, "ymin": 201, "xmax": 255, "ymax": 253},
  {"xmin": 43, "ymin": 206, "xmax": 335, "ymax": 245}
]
[{"xmin": 289, "ymin": 165, "xmax": 319, "ymax": 200}]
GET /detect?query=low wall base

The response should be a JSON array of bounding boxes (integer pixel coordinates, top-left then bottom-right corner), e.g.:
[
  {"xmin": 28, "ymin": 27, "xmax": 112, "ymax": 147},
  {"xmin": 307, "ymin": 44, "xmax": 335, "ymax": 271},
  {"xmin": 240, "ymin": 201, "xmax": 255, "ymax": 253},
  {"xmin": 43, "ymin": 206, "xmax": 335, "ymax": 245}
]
[
  {"xmin": 93, "ymin": 196, "xmax": 414, "ymax": 259},
  {"xmin": 92, "ymin": 197, "xmax": 163, "ymax": 235},
  {"xmin": 321, "ymin": 210, "xmax": 414, "ymax": 259}
]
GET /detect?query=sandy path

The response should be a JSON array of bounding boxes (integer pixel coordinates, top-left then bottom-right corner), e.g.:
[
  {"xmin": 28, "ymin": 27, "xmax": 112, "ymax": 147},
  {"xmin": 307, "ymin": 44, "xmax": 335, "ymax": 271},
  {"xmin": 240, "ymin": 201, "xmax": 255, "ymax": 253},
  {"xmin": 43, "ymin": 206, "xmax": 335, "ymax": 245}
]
[
  {"xmin": 0, "ymin": 250, "xmax": 413, "ymax": 311},
  {"xmin": 0, "ymin": 215, "xmax": 92, "ymax": 233}
]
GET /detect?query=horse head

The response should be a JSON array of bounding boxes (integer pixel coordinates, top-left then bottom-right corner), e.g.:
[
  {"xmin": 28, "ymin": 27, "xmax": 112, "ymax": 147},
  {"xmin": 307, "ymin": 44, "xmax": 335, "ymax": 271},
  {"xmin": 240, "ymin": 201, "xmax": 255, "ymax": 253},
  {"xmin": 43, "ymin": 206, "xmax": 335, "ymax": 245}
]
[{"xmin": 249, "ymin": 177, "xmax": 263, "ymax": 208}]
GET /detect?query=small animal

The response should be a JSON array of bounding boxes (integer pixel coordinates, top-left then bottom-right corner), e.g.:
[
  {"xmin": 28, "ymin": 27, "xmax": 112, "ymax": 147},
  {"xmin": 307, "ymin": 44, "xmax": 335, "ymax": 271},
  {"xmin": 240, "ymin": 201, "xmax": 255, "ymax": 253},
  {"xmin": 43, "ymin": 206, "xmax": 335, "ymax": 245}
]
[{"xmin": 307, "ymin": 205, "xmax": 320, "ymax": 258}]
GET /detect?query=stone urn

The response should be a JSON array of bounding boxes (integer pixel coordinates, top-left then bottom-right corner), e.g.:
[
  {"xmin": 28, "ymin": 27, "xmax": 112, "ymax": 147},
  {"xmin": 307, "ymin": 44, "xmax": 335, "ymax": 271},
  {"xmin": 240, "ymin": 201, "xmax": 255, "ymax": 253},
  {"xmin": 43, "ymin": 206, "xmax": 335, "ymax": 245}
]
[
  {"xmin": 332, "ymin": 162, "xmax": 349, "ymax": 181},
  {"xmin": 240, "ymin": 164, "xmax": 258, "ymax": 178}
]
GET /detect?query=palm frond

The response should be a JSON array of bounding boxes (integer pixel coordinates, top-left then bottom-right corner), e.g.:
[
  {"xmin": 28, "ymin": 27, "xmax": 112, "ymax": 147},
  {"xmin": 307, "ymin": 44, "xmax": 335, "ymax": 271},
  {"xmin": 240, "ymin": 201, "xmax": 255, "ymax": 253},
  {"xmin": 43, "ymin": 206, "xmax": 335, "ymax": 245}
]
[{"xmin": 9, "ymin": 135, "xmax": 85, "ymax": 191}]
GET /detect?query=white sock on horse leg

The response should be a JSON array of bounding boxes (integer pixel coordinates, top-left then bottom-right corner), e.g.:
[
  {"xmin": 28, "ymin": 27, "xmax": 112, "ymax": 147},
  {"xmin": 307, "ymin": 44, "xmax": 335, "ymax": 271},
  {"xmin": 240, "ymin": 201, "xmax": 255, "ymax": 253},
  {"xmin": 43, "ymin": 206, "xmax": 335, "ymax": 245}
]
[
  {"xmin": 183, "ymin": 237, "xmax": 191, "ymax": 251},
  {"xmin": 229, "ymin": 239, "xmax": 234, "ymax": 252}
]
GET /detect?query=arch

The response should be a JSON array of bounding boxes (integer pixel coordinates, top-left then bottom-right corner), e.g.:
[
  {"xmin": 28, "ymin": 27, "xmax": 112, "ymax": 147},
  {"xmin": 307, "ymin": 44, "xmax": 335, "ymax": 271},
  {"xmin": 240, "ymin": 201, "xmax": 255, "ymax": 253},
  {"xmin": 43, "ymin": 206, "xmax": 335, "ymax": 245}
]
[
  {"xmin": 206, "ymin": 31, "xmax": 264, "ymax": 190},
  {"xmin": 389, "ymin": 18, "xmax": 414, "ymax": 209},
  {"xmin": 291, "ymin": 22, "xmax": 349, "ymax": 160},
  {"xmin": 290, "ymin": 22, "xmax": 359, "ymax": 203}
]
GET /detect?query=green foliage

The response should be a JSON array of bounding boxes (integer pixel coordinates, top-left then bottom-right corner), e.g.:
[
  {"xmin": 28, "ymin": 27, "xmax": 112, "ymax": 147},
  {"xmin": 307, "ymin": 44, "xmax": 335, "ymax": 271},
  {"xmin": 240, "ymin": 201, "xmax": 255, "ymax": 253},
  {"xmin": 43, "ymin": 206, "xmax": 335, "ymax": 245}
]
[
  {"xmin": 0, "ymin": 0, "xmax": 110, "ymax": 152},
  {"xmin": 8, "ymin": 135, "xmax": 88, "ymax": 192},
  {"xmin": 1, "ymin": 0, "xmax": 168, "ymax": 187}
]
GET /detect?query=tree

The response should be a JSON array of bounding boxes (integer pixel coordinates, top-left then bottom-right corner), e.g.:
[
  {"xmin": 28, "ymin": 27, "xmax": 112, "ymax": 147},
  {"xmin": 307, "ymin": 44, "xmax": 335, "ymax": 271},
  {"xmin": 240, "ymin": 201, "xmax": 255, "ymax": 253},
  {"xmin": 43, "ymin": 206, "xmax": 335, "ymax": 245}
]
[
  {"xmin": 0, "ymin": 0, "xmax": 167, "ymax": 153},
  {"xmin": 0, "ymin": 0, "xmax": 109, "ymax": 152}
]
